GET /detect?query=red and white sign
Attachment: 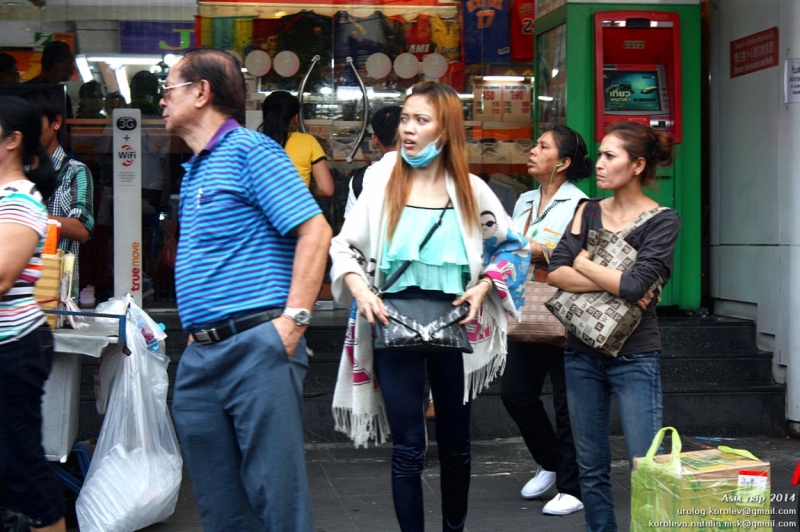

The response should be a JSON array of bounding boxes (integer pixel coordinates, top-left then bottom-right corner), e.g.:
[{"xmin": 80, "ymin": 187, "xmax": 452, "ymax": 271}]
[
  {"xmin": 473, "ymin": 83, "xmax": 502, "ymax": 121},
  {"xmin": 501, "ymin": 83, "xmax": 531, "ymax": 122},
  {"xmin": 730, "ymin": 27, "xmax": 779, "ymax": 79}
]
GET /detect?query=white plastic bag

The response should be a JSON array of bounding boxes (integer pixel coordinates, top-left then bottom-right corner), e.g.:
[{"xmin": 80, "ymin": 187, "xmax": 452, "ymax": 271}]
[
  {"xmin": 76, "ymin": 304, "xmax": 182, "ymax": 532},
  {"xmin": 63, "ymin": 297, "xmax": 90, "ymax": 329},
  {"xmin": 92, "ymin": 349, "xmax": 122, "ymax": 415},
  {"xmin": 91, "ymin": 297, "xmax": 129, "ymax": 335}
]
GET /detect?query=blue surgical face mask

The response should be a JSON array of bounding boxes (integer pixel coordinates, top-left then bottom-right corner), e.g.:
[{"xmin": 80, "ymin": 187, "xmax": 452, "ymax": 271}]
[{"xmin": 401, "ymin": 134, "xmax": 443, "ymax": 168}]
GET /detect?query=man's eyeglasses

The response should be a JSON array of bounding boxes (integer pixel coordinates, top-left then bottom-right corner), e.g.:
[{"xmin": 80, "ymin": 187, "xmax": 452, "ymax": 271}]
[{"xmin": 159, "ymin": 80, "xmax": 196, "ymax": 99}]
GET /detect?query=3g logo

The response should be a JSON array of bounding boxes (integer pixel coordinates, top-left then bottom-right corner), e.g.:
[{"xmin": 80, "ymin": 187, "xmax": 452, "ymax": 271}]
[{"xmin": 116, "ymin": 117, "xmax": 138, "ymax": 131}]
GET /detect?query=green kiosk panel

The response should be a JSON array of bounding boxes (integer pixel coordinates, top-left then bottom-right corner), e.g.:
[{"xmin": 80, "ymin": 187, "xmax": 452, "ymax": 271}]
[{"xmin": 534, "ymin": 2, "xmax": 701, "ymax": 309}]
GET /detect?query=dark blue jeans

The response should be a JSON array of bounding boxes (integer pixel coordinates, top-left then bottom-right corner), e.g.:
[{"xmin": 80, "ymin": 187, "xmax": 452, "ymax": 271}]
[
  {"xmin": 0, "ymin": 326, "xmax": 65, "ymax": 528},
  {"xmin": 374, "ymin": 349, "xmax": 471, "ymax": 532},
  {"xmin": 564, "ymin": 347, "xmax": 662, "ymax": 532}
]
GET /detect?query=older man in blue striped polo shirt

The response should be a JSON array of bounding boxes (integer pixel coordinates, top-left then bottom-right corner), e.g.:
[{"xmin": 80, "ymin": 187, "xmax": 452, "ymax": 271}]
[{"xmin": 161, "ymin": 48, "xmax": 332, "ymax": 531}]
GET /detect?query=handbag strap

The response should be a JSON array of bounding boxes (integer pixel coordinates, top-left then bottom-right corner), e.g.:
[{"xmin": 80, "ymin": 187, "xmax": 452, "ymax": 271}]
[
  {"xmin": 377, "ymin": 199, "xmax": 452, "ymax": 296},
  {"xmin": 617, "ymin": 206, "xmax": 670, "ymax": 240},
  {"xmin": 593, "ymin": 204, "xmax": 669, "ymax": 293}
]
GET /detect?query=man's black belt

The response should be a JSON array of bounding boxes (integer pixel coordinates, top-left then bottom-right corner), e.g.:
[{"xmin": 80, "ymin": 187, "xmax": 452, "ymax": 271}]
[{"xmin": 191, "ymin": 308, "xmax": 283, "ymax": 345}]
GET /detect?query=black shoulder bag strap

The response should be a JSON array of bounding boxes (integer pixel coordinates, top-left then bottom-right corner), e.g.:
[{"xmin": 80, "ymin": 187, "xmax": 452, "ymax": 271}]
[
  {"xmin": 351, "ymin": 165, "xmax": 369, "ymax": 199},
  {"xmin": 376, "ymin": 199, "xmax": 452, "ymax": 297},
  {"xmin": 618, "ymin": 206, "xmax": 670, "ymax": 240}
]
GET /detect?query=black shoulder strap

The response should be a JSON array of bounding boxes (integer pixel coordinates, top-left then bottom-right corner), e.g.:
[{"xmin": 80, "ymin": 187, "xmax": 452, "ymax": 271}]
[
  {"xmin": 351, "ymin": 165, "xmax": 369, "ymax": 199},
  {"xmin": 377, "ymin": 200, "xmax": 452, "ymax": 296},
  {"xmin": 618, "ymin": 206, "xmax": 670, "ymax": 239}
]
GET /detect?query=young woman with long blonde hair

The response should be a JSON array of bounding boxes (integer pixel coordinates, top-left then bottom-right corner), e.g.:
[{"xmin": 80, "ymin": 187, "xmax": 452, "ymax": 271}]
[{"xmin": 329, "ymin": 82, "xmax": 530, "ymax": 531}]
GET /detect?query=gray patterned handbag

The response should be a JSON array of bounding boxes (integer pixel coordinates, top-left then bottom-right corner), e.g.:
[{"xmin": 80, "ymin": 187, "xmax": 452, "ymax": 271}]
[
  {"xmin": 372, "ymin": 200, "xmax": 473, "ymax": 355},
  {"xmin": 545, "ymin": 207, "xmax": 668, "ymax": 357}
]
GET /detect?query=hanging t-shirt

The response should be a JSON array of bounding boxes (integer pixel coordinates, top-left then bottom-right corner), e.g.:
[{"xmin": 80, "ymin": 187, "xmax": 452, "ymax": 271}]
[
  {"xmin": 430, "ymin": 14, "xmax": 461, "ymax": 62},
  {"xmin": 334, "ymin": 11, "xmax": 390, "ymax": 68},
  {"xmin": 380, "ymin": 13, "xmax": 407, "ymax": 60},
  {"xmin": 253, "ymin": 18, "xmax": 280, "ymax": 57},
  {"xmin": 194, "ymin": 16, "xmax": 214, "ymax": 47},
  {"xmin": 233, "ymin": 18, "xmax": 255, "ymax": 58},
  {"xmin": 212, "ymin": 17, "xmax": 237, "ymax": 50},
  {"xmin": 510, "ymin": 0, "xmax": 535, "ymax": 62},
  {"xmin": 276, "ymin": 10, "xmax": 332, "ymax": 91},
  {"xmin": 463, "ymin": 0, "xmax": 511, "ymax": 64},
  {"xmin": 391, "ymin": 14, "xmax": 432, "ymax": 61}
]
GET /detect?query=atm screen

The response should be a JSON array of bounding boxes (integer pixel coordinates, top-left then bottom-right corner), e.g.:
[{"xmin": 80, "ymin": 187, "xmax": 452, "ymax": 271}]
[{"xmin": 603, "ymin": 67, "xmax": 668, "ymax": 114}]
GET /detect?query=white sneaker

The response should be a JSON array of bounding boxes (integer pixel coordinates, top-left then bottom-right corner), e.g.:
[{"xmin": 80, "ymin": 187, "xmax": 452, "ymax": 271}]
[
  {"xmin": 520, "ymin": 467, "xmax": 557, "ymax": 499},
  {"xmin": 543, "ymin": 493, "xmax": 584, "ymax": 515}
]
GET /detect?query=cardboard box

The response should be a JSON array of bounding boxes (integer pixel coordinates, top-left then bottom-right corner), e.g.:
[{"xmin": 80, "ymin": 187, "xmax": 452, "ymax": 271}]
[
  {"xmin": 632, "ymin": 446, "xmax": 772, "ymax": 531},
  {"xmin": 41, "ymin": 352, "xmax": 82, "ymax": 462},
  {"xmin": 34, "ymin": 251, "xmax": 63, "ymax": 330}
]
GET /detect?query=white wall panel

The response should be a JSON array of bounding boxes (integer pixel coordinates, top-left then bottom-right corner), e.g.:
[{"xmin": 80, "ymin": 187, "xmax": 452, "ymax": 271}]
[
  {"xmin": 711, "ymin": 0, "xmax": 800, "ymax": 427},
  {"xmin": 714, "ymin": 0, "xmax": 780, "ymax": 246},
  {"xmin": 778, "ymin": 3, "xmax": 800, "ymax": 245},
  {"xmin": 714, "ymin": 246, "xmax": 762, "ymax": 303}
]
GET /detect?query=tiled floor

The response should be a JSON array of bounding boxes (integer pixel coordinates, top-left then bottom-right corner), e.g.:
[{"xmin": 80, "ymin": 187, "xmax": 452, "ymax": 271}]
[{"xmin": 113, "ymin": 434, "xmax": 800, "ymax": 532}]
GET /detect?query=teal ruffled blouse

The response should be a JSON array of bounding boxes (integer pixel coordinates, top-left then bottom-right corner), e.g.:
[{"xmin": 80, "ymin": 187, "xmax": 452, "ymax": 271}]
[{"xmin": 380, "ymin": 206, "xmax": 470, "ymax": 295}]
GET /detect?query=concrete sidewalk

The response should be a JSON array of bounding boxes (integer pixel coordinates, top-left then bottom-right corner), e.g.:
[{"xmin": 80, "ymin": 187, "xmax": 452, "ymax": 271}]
[{"xmin": 118, "ymin": 434, "xmax": 800, "ymax": 532}]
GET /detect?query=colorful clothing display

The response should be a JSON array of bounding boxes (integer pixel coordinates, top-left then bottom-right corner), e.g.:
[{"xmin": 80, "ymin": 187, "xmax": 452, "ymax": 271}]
[{"xmin": 392, "ymin": 14, "xmax": 432, "ymax": 61}]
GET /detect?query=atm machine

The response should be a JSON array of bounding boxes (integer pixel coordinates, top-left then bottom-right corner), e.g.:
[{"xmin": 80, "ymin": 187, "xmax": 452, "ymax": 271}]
[
  {"xmin": 594, "ymin": 11, "xmax": 684, "ymax": 144},
  {"xmin": 533, "ymin": 1, "xmax": 701, "ymax": 309}
]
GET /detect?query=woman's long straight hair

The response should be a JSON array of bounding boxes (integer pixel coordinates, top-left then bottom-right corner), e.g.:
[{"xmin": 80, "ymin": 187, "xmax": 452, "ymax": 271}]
[
  {"xmin": 259, "ymin": 90, "xmax": 300, "ymax": 148},
  {"xmin": 385, "ymin": 82, "xmax": 478, "ymax": 241}
]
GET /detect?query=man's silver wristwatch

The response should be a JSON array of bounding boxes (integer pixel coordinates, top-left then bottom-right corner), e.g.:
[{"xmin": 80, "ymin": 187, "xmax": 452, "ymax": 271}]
[{"xmin": 283, "ymin": 307, "xmax": 312, "ymax": 326}]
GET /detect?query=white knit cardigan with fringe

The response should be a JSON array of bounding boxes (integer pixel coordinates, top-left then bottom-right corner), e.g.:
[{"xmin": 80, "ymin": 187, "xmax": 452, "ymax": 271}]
[{"xmin": 329, "ymin": 171, "xmax": 530, "ymax": 447}]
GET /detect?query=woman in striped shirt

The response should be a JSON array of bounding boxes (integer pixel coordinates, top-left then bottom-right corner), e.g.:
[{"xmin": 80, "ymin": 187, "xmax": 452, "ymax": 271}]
[{"xmin": 0, "ymin": 96, "xmax": 65, "ymax": 532}]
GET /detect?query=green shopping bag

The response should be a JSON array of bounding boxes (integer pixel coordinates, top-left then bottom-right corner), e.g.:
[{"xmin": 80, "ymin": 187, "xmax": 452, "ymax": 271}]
[{"xmin": 631, "ymin": 427, "xmax": 771, "ymax": 532}]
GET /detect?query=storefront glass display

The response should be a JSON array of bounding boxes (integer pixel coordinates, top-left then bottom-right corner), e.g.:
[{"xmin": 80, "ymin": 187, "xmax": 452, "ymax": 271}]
[
  {"xmin": 0, "ymin": 0, "xmax": 537, "ymax": 309},
  {"xmin": 535, "ymin": 22, "xmax": 567, "ymax": 130}
]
